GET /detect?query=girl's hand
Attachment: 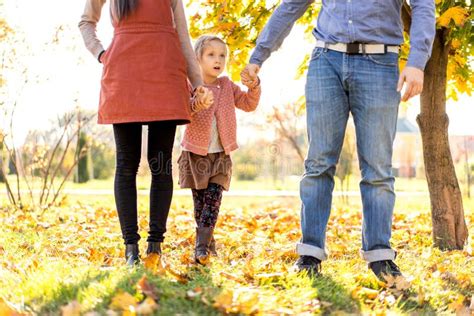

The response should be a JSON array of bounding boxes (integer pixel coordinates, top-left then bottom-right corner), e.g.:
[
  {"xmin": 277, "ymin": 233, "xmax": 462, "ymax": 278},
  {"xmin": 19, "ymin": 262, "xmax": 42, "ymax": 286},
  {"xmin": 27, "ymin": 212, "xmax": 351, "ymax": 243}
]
[
  {"xmin": 241, "ymin": 64, "xmax": 260, "ymax": 89},
  {"xmin": 192, "ymin": 86, "xmax": 214, "ymax": 112},
  {"xmin": 242, "ymin": 76, "xmax": 260, "ymax": 89}
]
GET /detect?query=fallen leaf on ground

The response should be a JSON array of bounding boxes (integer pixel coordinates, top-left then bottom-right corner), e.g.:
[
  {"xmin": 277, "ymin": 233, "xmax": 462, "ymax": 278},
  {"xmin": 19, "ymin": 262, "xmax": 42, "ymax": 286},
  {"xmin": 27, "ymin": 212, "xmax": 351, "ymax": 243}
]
[
  {"xmin": 383, "ymin": 275, "xmax": 411, "ymax": 291},
  {"xmin": 213, "ymin": 290, "xmax": 234, "ymax": 313},
  {"xmin": 136, "ymin": 275, "xmax": 159, "ymax": 300},
  {"xmin": 143, "ymin": 253, "xmax": 165, "ymax": 275},
  {"xmin": 186, "ymin": 287, "xmax": 203, "ymax": 299},
  {"xmin": 135, "ymin": 297, "xmax": 158, "ymax": 315},
  {"xmin": 61, "ymin": 300, "xmax": 81, "ymax": 316},
  {"xmin": 219, "ymin": 271, "xmax": 245, "ymax": 283},
  {"xmin": 109, "ymin": 292, "xmax": 138, "ymax": 312},
  {"xmin": 165, "ymin": 265, "xmax": 189, "ymax": 284},
  {"xmin": 0, "ymin": 297, "xmax": 25, "ymax": 316},
  {"xmin": 448, "ymin": 295, "xmax": 467, "ymax": 314}
]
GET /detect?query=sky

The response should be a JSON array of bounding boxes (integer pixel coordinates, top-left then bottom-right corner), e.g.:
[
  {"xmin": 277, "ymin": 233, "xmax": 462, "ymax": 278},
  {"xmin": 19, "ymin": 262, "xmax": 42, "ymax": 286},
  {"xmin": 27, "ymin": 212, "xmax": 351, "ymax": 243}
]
[{"xmin": 2, "ymin": 0, "xmax": 473, "ymax": 146}]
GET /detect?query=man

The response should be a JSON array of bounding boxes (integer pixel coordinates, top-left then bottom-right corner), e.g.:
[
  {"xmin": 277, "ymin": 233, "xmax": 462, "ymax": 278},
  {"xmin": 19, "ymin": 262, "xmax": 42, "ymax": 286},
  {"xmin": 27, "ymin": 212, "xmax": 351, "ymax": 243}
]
[{"xmin": 242, "ymin": 0, "xmax": 435, "ymax": 279}]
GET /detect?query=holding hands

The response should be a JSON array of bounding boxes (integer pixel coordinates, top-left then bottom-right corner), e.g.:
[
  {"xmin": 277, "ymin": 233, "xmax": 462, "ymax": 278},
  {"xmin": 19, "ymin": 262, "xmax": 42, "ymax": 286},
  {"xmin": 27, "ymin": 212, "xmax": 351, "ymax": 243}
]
[
  {"xmin": 192, "ymin": 86, "xmax": 214, "ymax": 112},
  {"xmin": 241, "ymin": 64, "xmax": 261, "ymax": 89}
]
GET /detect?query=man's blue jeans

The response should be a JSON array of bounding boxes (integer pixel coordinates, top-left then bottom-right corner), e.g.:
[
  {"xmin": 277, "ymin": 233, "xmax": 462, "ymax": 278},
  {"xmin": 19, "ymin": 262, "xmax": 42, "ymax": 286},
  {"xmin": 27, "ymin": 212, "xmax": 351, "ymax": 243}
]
[{"xmin": 297, "ymin": 48, "xmax": 401, "ymax": 262}]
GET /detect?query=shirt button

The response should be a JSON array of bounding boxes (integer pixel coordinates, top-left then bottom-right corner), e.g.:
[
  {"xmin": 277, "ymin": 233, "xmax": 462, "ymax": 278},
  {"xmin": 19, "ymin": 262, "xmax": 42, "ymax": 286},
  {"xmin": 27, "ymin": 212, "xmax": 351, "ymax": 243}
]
[{"xmin": 348, "ymin": 20, "xmax": 353, "ymax": 24}]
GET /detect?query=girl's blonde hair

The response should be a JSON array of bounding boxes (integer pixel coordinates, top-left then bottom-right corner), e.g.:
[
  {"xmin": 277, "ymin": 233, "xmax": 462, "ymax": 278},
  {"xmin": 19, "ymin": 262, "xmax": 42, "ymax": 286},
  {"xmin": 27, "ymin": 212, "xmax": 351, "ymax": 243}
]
[{"xmin": 194, "ymin": 35, "xmax": 228, "ymax": 59}]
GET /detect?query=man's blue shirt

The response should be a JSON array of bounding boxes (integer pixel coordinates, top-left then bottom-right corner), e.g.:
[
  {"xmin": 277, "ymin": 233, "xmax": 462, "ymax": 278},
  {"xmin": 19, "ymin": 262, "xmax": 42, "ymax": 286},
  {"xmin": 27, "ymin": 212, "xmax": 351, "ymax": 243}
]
[{"xmin": 250, "ymin": 0, "xmax": 435, "ymax": 70}]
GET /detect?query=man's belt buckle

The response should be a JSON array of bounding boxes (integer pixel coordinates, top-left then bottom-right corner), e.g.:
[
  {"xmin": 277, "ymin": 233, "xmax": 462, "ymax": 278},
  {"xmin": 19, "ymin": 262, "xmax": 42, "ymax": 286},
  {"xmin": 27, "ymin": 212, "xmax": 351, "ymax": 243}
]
[{"xmin": 346, "ymin": 43, "xmax": 361, "ymax": 54}]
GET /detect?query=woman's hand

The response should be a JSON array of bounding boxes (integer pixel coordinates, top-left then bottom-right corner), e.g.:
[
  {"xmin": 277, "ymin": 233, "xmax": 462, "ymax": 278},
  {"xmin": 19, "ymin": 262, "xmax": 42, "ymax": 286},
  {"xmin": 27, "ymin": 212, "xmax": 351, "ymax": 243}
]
[
  {"xmin": 98, "ymin": 50, "xmax": 106, "ymax": 63},
  {"xmin": 192, "ymin": 86, "xmax": 214, "ymax": 112}
]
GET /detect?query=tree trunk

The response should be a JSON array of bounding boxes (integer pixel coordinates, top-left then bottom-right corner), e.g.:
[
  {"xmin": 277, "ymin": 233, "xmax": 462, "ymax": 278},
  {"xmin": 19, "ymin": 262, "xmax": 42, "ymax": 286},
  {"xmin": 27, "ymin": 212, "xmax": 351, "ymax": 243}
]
[{"xmin": 416, "ymin": 29, "xmax": 468, "ymax": 250}]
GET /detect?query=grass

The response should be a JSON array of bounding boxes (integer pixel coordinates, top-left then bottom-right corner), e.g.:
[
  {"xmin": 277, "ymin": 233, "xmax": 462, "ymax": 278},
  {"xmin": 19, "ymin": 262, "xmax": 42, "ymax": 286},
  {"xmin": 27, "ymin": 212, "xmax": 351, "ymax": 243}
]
[
  {"xmin": 1, "ymin": 174, "xmax": 438, "ymax": 193},
  {"xmin": 1, "ymin": 193, "xmax": 473, "ymax": 315}
]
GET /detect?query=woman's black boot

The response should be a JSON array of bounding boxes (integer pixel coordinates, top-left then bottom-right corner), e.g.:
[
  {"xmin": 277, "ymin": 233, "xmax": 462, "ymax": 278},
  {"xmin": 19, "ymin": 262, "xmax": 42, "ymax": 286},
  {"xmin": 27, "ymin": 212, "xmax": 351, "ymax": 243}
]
[
  {"xmin": 146, "ymin": 242, "xmax": 162, "ymax": 255},
  {"xmin": 125, "ymin": 244, "xmax": 140, "ymax": 267}
]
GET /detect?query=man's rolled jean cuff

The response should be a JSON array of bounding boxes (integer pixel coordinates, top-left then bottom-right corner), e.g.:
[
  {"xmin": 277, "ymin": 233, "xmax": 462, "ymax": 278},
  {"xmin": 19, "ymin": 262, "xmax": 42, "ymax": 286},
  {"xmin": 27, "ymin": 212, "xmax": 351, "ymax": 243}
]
[
  {"xmin": 360, "ymin": 249, "xmax": 396, "ymax": 263},
  {"xmin": 296, "ymin": 243, "xmax": 328, "ymax": 261}
]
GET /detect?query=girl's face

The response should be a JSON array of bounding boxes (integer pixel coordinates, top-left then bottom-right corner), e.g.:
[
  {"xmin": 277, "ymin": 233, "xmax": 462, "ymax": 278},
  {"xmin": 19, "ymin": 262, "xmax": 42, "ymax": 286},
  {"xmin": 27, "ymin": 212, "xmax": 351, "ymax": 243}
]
[{"xmin": 199, "ymin": 40, "xmax": 227, "ymax": 80}]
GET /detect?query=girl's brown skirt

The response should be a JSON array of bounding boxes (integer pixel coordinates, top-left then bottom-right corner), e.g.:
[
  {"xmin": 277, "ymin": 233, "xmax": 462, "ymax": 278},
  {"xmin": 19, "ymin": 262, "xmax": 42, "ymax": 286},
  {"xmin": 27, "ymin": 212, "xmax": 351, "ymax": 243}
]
[{"xmin": 178, "ymin": 151, "xmax": 232, "ymax": 191}]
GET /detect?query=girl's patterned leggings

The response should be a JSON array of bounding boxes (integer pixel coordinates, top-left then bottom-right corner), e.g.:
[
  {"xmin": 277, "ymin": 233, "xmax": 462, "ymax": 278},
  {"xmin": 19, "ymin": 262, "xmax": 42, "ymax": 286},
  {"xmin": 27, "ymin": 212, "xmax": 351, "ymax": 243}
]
[{"xmin": 191, "ymin": 183, "xmax": 224, "ymax": 228}]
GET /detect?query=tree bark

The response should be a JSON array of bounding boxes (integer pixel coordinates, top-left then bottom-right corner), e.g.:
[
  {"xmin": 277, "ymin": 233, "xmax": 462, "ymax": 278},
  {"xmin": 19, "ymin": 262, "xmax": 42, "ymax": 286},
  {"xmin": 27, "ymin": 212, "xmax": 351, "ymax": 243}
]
[{"xmin": 416, "ymin": 28, "xmax": 468, "ymax": 250}]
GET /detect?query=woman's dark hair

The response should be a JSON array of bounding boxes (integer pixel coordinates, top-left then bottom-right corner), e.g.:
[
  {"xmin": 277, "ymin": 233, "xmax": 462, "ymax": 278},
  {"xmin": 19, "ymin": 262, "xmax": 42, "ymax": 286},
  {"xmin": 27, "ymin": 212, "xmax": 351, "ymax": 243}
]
[{"xmin": 111, "ymin": 0, "xmax": 139, "ymax": 22}]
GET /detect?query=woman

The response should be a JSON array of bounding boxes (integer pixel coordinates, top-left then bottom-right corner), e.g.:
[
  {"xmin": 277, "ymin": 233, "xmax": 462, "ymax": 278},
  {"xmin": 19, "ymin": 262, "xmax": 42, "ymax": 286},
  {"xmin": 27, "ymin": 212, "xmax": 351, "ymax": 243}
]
[{"xmin": 78, "ymin": 0, "xmax": 212, "ymax": 266}]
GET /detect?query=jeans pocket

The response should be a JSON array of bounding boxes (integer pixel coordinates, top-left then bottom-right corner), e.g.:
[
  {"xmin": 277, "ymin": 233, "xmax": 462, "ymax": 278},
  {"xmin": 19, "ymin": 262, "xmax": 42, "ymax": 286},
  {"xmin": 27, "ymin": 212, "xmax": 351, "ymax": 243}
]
[
  {"xmin": 365, "ymin": 53, "xmax": 399, "ymax": 66},
  {"xmin": 310, "ymin": 47, "xmax": 324, "ymax": 61}
]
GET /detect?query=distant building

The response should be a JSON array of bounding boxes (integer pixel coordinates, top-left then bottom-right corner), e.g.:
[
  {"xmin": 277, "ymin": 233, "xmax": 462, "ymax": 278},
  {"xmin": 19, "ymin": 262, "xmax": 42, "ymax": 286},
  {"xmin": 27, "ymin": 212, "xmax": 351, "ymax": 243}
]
[
  {"xmin": 392, "ymin": 116, "xmax": 474, "ymax": 178},
  {"xmin": 449, "ymin": 135, "xmax": 474, "ymax": 164},
  {"xmin": 393, "ymin": 117, "xmax": 421, "ymax": 178}
]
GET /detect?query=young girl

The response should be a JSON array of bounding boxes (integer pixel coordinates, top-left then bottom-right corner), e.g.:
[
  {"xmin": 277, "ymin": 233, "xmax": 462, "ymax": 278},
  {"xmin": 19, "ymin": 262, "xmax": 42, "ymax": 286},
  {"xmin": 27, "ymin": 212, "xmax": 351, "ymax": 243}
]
[
  {"xmin": 78, "ymin": 0, "xmax": 212, "ymax": 266},
  {"xmin": 178, "ymin": 35, "xmax": 261, "ymax": 264}
]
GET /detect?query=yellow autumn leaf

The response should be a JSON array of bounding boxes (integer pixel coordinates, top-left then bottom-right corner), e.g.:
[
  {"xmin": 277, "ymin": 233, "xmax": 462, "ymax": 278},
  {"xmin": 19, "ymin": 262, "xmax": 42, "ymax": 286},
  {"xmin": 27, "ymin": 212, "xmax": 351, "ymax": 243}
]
[
  {"xmin": 234, "ymin": 290, "xmax": 259, "ymax": 314},
  {"xmin": 143, "ymin": 253, "xmax": 166, "ymax": 276},
  {"xmin": 454, "ymin": 54, "xmax": 466, "ymax": 66},
  {"xmin": 451, "ymin": 38, "xmax": 461, "ymax": 49},
  {"xmin": 457, "ymin": 79, "xmax": 468, "ymax": 94},
  {"xmin": 351, "ymin": 286, "xmax": 363, "ymax": 299},
  {"xmin": 88, "ymin": 248, "xmax": 105, "ymax": 263},
  {"xmin": 383, "ymin": 274, "xmax": 411, "ymax": 291},
  {"xmin": 359, "ymin": 287, "xmax": 379, "ymax": 300},
  {"xmin": 437, "ymin": 6, "xmax": 469, "ymax": 27},
  {"xmin": 213, "ymin": 290, "xmax": 234, "ymax": 313},
  {"xmin": 0, "ymin": 298, "xmax": 24, "ymax": 316},
  {"xmin": 417, "ymin": 286, "xmax": 426, "ymax": 305},
  {"xmin": 165, "ymin": 265, "xmax": 190, "ymax": 284},
  {"xmin": 109, "ymin": 292, "xmax": 138, "ymax": 312},
  {"xmin": 219, "ymin": 271, "xmax": 246, "ymax": 283},
  {"xmin": 135, "ymin": 297, "xmax": 159, "ymax": 315}
]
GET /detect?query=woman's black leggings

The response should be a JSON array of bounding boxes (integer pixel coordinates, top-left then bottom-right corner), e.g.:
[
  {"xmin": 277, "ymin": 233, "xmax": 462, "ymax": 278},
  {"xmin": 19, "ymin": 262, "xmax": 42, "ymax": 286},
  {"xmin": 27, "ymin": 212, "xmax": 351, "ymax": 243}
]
[{"xmin": 113, "ymin": 121, "xmax": 177, "ymax": 245}]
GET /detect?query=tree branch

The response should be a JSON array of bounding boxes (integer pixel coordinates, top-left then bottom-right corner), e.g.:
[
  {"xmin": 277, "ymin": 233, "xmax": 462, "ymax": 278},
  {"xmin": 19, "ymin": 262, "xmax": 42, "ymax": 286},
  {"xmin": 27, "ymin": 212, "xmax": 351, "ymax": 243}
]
[
  {"xmin": 39, "ymin": 114, "xmax": 73, "ymax": 204},
  {"xmin": 401, "ymin": 0, "xmax": 412, "ymax": 34}
]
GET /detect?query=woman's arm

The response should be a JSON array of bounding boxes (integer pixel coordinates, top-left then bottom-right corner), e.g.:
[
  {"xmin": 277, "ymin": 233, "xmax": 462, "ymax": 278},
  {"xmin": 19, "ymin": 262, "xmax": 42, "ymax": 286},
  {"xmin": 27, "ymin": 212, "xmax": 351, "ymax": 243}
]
[
  {"xmin": 78, "ymin": 0, "xmax": 107, "ymax": 62},
  {"xmin": 171, "ymin": 0, "xmax": 204, "ymax": 89}
]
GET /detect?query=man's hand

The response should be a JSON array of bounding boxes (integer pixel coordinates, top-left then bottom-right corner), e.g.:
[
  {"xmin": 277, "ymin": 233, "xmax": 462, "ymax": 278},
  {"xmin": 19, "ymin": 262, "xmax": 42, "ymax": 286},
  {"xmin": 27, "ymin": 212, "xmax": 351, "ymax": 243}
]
[
  {"xmin": 241, "ymin": 64, "xmax": 261, "ymax": 88},
  {"xmin": 192, "ymin": 86, "xmax": 214, "ymax": 112},
  {"xmin": 397, "ymin": 66, "xmax": 424, "ymax": 102}
]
